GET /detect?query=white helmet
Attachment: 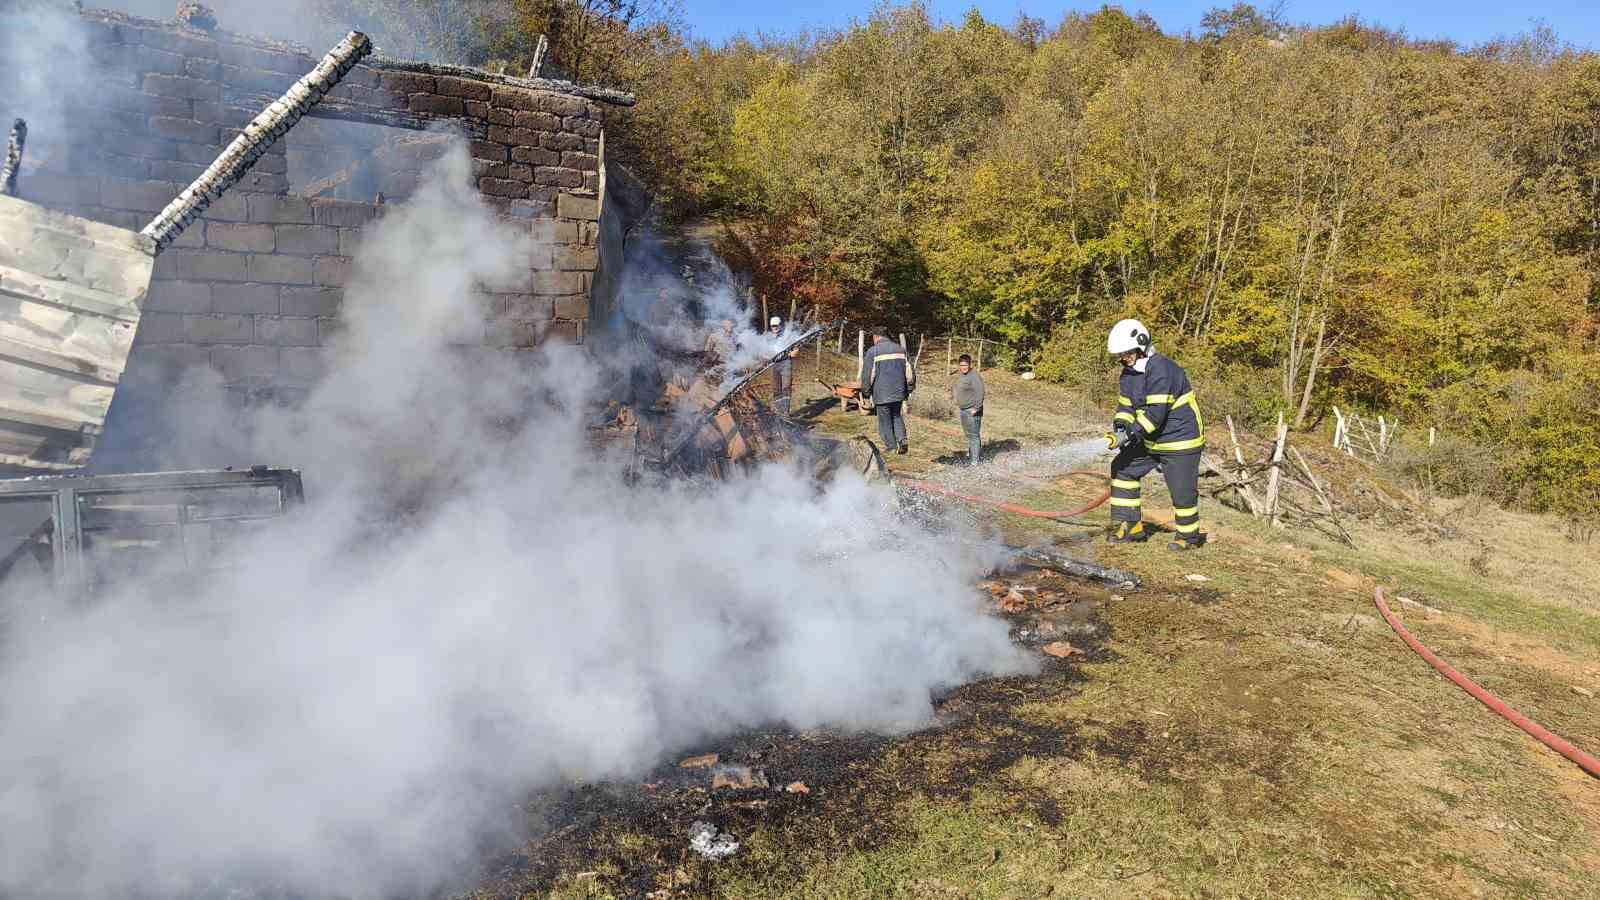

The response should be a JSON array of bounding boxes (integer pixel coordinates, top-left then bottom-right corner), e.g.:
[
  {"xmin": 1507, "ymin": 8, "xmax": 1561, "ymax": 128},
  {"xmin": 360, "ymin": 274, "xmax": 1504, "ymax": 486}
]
[
  {"xmin": 1106, "ymin": 318, "xmax": 1152, "ymax": 355},
  {"xmin": 769, "ymin": 316, "xmax": 782, "ymax": 327}
]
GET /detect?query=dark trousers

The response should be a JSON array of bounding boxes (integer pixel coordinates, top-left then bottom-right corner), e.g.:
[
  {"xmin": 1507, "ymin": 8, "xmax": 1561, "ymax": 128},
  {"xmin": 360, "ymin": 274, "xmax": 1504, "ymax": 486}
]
[
  {"xmin": 771, "ymin": 367, "xmax": 791, "ymax": 416},
  {"xmin": 959, "ymin": 408, "xmax": 981, "ymax": 465},
  {"xmin": 1109, "ymin": 446, "xmax": 1201, "ymax": 537},
  {"xmin": 876, "ymin": 400, "xmax": 907, "ymax": 449}
]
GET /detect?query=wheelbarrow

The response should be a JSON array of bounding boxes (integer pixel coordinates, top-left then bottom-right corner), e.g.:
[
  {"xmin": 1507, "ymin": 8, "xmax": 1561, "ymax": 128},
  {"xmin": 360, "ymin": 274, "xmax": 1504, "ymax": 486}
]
[
  {"xmin": 818, "ymin": 378, "xmax": 875, "ymax": 415},
  {"xmin": 0, "ymin": 31, "xmax": 373, "ymax": 473}
]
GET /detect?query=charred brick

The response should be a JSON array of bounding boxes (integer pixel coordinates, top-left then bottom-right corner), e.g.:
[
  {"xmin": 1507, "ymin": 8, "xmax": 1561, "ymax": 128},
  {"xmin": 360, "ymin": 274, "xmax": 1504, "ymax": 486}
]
[
  {"xmin": 513, "ymin": 110, "xmax": 563, "ymax": 132},
  {"xmin": 479, "ymin": 177, "xmax": 529, "ymax": 198},
  {"xmin": 435, "ymin": 76, "xmax": 493, "ymax": 101},
  {"xmin": 511, "ymin": 145, "xmax": 560, "ymax": 166},
  {"xmin": 409, "ymin": 94, "xmax": 465, "ymax": 116},
  {"xmin": 534, "ymin": 166, "xmax": 583, "ymax": 188}
]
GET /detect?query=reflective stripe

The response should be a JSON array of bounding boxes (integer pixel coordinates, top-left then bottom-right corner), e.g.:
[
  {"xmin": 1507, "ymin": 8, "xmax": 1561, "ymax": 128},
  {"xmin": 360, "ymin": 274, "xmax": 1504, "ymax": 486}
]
[
  {"xmin": 1111, "ymin": 478, "xmax": 1142, "ymax": 489},
  {"xmin": 1137, "ymin": 411, "xmax": 1157, "ymax": 432},
  {"xmin": 1114, "ymin": 412, "xmax": 1135, "ymax": 423},
  {"xmin": 1173, "ymin": 506, "xmax": 1198, "ymax": 517},
  {"xmin": 873, "ymin": 353, "xmax": 907, "ymax": 363},
  {"xmin": 1174, "ymin": 521, "xmax": 1201, "ymax": 534},
  {"xmin": 1145, "ymin": 393, "xmax": 1173, "ymax": 404},
  {"xmin": 1150, "ymin": 436, "xmax": 1206, "ymax": 452},
  {"xmin": 1172, "ymin": 391, "xmax": 1195, "ymax": 408},
  {"xmin": 1118, "ymin": 395, "xmax": 1133, "ymax": 406},
  {"xmin": 1110, "ymin": 497, "xmax": 1142, "ymax": 508}
]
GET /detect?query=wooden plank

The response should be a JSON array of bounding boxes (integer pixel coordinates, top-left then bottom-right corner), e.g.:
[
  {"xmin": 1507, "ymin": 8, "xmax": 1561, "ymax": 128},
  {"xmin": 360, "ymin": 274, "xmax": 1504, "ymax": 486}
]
[
  {"xmin": 0, "ymin": 264, "xmax": 147, "ymax": 322},
  {"xmin": 0, "ymin": 334, "xmax": 122, "ymax": 385},
  {"xmin": 0, "ymin": 194, "xmax": 153, "ymax": 472}
]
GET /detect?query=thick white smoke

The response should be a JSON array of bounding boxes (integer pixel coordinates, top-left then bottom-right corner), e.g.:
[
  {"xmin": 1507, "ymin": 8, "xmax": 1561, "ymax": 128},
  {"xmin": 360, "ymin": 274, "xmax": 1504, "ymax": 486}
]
[
  {"xmin": 0, "ymin": 145, "xmax": 1031, "ymax": 898},
  {"xmin": 0, "ymin": 1, "xmax": 90, "ymax": 169}
]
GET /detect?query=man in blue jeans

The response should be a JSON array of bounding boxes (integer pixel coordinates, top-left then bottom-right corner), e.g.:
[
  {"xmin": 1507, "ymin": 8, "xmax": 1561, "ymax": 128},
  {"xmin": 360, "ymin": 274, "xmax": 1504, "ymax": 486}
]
[
  {"xmin": 952, "ymin": 353, "xmax": 985, "ymax": 465},
  {"xmin": 860, "ymin": 326, "xmax": 913, "ymax": 454}
]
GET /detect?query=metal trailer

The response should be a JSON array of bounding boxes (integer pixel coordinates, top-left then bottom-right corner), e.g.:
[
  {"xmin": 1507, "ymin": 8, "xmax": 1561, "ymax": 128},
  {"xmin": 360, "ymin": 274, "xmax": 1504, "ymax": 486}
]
[{"xmin": 0, "ymin": 465, "xmax": 303, "ymax": 600}]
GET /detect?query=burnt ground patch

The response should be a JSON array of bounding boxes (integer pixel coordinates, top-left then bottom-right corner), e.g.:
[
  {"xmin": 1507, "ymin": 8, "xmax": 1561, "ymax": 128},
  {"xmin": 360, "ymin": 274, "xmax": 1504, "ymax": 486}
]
[{"xmin": 467, "ymin": 574, "xmax": 1134, "ymax": 898}]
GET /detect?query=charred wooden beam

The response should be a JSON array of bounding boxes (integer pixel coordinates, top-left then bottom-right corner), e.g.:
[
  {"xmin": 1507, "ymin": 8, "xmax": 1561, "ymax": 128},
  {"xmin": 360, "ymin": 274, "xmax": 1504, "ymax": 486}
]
[
  {"xmin": 1006, "ymin": 547, "xmax": 1141, "ymax": 590},
  {"xmin": 369, "ymin": 58, "xmax": 637, "ymax": 107}
]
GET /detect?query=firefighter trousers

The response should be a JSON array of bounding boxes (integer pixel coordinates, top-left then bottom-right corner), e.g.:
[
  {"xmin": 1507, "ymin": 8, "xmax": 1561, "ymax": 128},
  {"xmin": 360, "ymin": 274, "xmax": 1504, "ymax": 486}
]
[{"xmin": 1109, "ymin": 446, "xmax": 1202, "ymax": 537}]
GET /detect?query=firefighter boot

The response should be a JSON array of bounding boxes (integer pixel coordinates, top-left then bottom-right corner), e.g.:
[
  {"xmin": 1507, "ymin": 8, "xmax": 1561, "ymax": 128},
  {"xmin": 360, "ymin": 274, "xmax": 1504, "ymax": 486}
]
[
  {"xmin": 1106, "ymin": 521, "xmax": 1149, "ymax": 544},
  {"xmin": 1168, "ymin": 532, "xmax": 1208, "ymax": 552}
]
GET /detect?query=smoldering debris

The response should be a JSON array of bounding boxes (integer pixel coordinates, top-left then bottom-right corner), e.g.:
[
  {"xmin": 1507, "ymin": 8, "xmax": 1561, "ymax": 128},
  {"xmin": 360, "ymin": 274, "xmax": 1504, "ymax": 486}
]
[{"xmin": 0, "ymin": 145, "xmax": 1032, "ymax": 899}]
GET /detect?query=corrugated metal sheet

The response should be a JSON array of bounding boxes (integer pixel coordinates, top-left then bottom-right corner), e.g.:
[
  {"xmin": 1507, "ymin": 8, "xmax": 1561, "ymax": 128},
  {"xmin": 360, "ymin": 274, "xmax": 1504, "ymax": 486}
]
[{"xmin": 0, "ymin": 193, "xmax": 156, "ymax": 472}]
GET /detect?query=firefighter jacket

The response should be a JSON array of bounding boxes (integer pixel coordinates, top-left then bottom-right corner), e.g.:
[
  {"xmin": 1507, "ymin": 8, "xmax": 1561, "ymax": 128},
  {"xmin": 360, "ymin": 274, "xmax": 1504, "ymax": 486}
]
[
  {"xmin": 1114, "ymin": 351, "xmax": 1205, "ymax": 454},
  {"xmin": 860, "ymin": 339, "xmax": 913, "ymax": 404}
]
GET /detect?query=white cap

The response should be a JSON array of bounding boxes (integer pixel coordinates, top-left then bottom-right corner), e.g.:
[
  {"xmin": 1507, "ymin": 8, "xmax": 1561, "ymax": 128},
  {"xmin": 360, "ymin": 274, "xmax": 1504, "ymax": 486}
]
[{"xmin": 769, "ymin": 316, "xmax": 782, "ymax": 327}]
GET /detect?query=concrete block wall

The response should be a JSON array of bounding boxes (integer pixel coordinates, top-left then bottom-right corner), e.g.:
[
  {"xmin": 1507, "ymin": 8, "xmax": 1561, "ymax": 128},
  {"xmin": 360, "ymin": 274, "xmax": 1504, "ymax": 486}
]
[{"xmin": 1, "ymin": 5, "xmax": 612, "ymax": 411}]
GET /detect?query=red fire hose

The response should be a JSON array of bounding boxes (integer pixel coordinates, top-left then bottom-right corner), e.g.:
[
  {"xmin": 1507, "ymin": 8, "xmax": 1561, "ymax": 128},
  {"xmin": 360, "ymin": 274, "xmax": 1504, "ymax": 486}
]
[
  {"xmin": 896, "ymin": 470, "xmax": 1112, "ymax": 522},
  {"xmin": 1374, "ymin": 587, "xmax": 1600, "ymax": 779}
]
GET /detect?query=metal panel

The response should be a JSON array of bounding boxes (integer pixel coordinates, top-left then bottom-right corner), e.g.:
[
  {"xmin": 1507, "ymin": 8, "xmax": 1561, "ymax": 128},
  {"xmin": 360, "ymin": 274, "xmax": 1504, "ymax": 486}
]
[
  {"xmin": 0, "ymin": 467, "xmax": 303, "ymax": 600},
  {"xmin": 0, "ymin": 193, "xmax": 156, "ymax": 472}
]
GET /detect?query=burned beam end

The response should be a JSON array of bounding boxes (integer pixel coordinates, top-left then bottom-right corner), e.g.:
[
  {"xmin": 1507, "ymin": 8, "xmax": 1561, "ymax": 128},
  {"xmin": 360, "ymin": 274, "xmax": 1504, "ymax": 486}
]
[{"xmin": 1, "ymin": 119, "xmax": 26, "ymax": 197}]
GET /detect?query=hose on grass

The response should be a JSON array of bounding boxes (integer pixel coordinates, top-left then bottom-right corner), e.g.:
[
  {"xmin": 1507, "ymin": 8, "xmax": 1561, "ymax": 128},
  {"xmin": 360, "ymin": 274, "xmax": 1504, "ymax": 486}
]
[
  {"xmin": 895, "ymin": 470, "xmax": 1112, "ymax": 523},
  {"xmin": 1374, "ymin": 587, "xmax": 1600, "ymax": 779}
]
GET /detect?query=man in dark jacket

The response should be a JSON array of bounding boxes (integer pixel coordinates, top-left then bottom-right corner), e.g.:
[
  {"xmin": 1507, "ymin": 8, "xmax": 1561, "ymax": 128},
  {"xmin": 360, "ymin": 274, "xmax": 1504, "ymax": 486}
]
[
  {"xmin": 860, "ymin": 326, "xmax": 914, "ymax": 454},
  {"xmin": 1103, "ymin": 318, "xmax": 1207, "ymax": 550},
  {"xmin": 952, "ymin": 353, "xmax": 985, "ymax": 465}
]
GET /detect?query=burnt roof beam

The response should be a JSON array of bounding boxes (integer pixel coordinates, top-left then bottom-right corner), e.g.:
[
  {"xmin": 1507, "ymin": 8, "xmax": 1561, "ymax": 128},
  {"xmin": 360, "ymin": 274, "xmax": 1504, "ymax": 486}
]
[{"xmin": 368, "ymin": 58, "xmax": 637, "ymax": 107}]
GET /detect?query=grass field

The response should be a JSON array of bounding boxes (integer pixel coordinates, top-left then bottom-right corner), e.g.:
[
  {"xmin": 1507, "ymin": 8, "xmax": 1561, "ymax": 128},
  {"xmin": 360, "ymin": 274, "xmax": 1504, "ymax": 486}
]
[{"xmin": 478, "ymin": 349, "xmax": 1600, "ymax": 899}]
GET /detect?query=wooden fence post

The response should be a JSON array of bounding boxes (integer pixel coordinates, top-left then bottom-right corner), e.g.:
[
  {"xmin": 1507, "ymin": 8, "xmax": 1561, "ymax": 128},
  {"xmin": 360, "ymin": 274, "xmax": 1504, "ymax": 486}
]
[
  {"xmin": 837, "ymin": 320, "xmax": 845, "ymax": 353},
  {"xmin": 1265, "ymin": 412, "xmax": 1287, "ymax": 526},
  {"xmin": 789, "ymin": 296, "xmax": 797, "ymax": 325},
  {"xmin": 976, "ymin": 339, "xmax": 983, "ymax": 371},
  {"xmin": 1225, "ymin": 415, "xmax": 1264, "ymax": 516},
  {"xmin": 761, "ymin": 293, "xmax": 769, "ymax": 328},
  {"xmin": 945, "ymin": 336, "xmax": 952, "ymax": 372},
  {"xmin": 857, "ymin": 329, "xmax": 865, "ymax": 375}
]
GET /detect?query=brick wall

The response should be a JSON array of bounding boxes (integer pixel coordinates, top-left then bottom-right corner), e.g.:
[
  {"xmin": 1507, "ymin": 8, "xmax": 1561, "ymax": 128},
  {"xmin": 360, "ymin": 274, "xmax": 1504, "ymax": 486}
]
[{"xmin": 1, "ymin": 5, "xmax": 616, "ymax": 415}]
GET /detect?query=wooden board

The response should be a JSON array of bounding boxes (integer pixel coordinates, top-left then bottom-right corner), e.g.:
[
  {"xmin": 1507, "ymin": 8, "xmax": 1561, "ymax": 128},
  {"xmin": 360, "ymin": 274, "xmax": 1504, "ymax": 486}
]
[{"xmin": 0, "ymin": 193, "xmax": 156, "ymax": 471}]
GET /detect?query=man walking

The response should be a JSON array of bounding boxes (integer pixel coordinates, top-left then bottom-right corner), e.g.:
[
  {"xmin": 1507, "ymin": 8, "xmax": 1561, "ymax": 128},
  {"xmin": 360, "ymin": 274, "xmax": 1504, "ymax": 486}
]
[
  {"xmin": 860, "ymin": 325, "xmax": 913, "ymax": 455},
  {"xmin": 952, "ymin": 353, "xmax": 985, "ymax": 466},
  {"xmin": 1103, "ymin": 318, "xmax": 1207, "ymax": 550},
  {"xmin": 768, "ymin": 315, "xmax": 799, "ymax": 416}
]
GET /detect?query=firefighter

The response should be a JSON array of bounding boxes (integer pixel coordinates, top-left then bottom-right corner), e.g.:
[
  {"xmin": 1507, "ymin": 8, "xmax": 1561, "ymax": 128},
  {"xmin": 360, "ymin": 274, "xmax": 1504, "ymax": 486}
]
[
  {"xmin": 1103, "ymin": 319, "xmax": 1207, "ymax": 550},
  {"xmin": 860, "ymin": 325, "xmax": 914, "ymax": 454}
]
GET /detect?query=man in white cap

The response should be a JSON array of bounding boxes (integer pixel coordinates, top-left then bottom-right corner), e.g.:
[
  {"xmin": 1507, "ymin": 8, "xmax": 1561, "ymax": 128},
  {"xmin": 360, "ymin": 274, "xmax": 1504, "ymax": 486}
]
[
  {"xmin": 1103, "ymin": 318, "xmax": 1207, "ymax": 550},
  {"xmin": 768, "ymin": 315, "xmax": 799, "ymax": 416}
]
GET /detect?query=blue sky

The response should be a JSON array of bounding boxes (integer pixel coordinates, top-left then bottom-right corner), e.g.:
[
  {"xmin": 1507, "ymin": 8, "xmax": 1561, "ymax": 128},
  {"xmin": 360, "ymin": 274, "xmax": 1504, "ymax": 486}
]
[{"xmin": 681, "ymin": 1, "xmax": 1598, "ymax": 50}]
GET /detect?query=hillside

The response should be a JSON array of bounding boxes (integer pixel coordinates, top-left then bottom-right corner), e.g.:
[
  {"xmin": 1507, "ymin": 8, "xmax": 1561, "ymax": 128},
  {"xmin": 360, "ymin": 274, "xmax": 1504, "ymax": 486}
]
[{"xmin": 476, "ymin": 351, "xmax": 1600, "ymax": 899}]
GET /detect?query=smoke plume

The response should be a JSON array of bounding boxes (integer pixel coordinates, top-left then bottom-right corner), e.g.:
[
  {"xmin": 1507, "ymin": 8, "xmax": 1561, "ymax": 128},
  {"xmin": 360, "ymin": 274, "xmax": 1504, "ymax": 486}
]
[{"xmin": 0, "ymin": 144, "xmax": 1031, "ymax": 897}]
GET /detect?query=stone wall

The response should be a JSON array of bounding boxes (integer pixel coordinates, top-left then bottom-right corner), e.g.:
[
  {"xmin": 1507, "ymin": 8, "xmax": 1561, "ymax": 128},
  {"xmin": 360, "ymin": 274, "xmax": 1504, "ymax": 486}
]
[{"xmin": 1, "ymin": 5, "xmax": 620, "ymax": 413}]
